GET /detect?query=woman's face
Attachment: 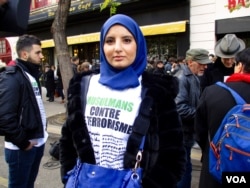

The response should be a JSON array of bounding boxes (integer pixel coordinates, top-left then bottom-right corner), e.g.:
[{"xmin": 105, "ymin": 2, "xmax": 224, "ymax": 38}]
[{"xmin": 103, "ymin": 25, "xmax": 137, "ymax": 69}]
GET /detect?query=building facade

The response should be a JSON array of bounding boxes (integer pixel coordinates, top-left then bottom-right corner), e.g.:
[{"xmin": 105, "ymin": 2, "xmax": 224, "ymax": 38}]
[
  {"xmin": 2, "ymin": 0, "xmax": 250, "ymax": 66},
  {"xmin": 28, "ymin": 0, "xmax": 190, "ymax": 66},
  {"xmin": 190, "ymin": 0, "xmax": 250, "ymax": 55}
]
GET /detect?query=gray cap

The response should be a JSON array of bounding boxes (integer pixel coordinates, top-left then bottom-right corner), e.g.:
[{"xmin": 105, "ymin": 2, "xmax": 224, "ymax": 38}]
[
  {"xmin": 214, "ymin": 34, "xmax": 245, "ymax": 58},
  {"xmin": 186, "ymin": 48, "xmax": 211, "ymax": 64}
]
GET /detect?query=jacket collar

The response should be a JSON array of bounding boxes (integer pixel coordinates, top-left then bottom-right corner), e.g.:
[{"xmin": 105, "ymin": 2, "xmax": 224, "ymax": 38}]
[{"xmin": 226, "ymin": 73, "xmax": 250, "ymax": 83}]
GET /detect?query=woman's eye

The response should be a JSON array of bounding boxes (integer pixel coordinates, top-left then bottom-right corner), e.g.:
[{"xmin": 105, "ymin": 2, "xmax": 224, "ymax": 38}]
[
  {"xmin": 124, "ymin": 38, "xmax": 131, "ymax": 43},
  {"xmin": 123, "ymin": 37, "xmax": 133, "ymax": 43},
  {"xmin": 105, "ymin": 38, "xmax": 114, "ymax": 44}
]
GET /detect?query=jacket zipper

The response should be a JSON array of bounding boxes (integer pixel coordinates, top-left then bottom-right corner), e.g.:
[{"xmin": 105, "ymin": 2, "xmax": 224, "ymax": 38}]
[
  {"xmin": 224, "ymin": 122, "xmax": 250, "ymax": 137},
  {"xmin": 19, "ymin": 107, "xmax": 24, "ymax": 127},
  {"xmin": 232, "ymin": 114, "xmax": 250, "ymax": 127},
  {"xmin": 213, "ymin": 114, "xmax": 250, "ymax": 170},
  {"xmin": 214, "ymin": 114, "xmax": 250, "ymax": 145},
  {"xmin": 225, "ymin": 144, "xmax": 250, "ymax": 161}
]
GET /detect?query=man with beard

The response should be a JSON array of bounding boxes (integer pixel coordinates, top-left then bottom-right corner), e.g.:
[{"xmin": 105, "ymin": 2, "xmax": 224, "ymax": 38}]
[
  {"xmin": 0, "ymin": 34, "xmax": 48, "ymax": 188},
  {"xmin": 174, "ymin": 48, "xmax": 211, "ymax": 188}
]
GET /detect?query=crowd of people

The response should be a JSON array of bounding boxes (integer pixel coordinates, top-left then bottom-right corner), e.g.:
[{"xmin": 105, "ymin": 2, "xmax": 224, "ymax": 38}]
[
  {"xmin": 0, "ymin": 12, "xmax": 249, "ymax": 188},
  {"xmin": 43, "ymin": 56, "xmax": 96, "ymax": 104}
]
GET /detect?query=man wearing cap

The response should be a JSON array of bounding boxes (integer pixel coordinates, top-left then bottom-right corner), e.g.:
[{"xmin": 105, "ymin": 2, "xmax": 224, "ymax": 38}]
[
  {"xmin": 200, "ymin": 34, "xmax": 245, "ymax": 91},
  {"xmin": 174, "ymin": 48, "xmax": 211, "ymax": 188}
]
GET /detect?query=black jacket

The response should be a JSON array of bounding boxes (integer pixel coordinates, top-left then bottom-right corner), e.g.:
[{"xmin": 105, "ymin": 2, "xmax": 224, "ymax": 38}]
[
  {"xmin": 44, "ymin": 68, "xmax": 55, "ymax": 90},
  {"xmin": 174, "ymin": 65, "xmax": 201, "ymax": 146},
  {"xmin": 200, "ymin": 57, "xmax": 234, "ymax": 91},
  {"xmin": 60, "ymin": 71, "xmax": 186, "ymax": 188},
  {"xmin": 0, "ymin": 60, "xmax": 45, "ymax": 150}
]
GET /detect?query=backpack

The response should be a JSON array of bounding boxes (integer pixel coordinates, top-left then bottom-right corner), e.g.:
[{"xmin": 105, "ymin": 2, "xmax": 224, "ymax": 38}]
[
  {"xmin": 49, "ymin": 141, "xmax": 60, "ymax": 160},
  {"xmin": 209, "ymin": 81, "xmax": 250, "ymax": 183}
]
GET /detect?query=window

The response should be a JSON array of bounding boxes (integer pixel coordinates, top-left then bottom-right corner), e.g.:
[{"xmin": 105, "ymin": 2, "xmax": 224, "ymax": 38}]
[
  {"xmin": 146, "ymin": 34, "xmax": 177, "ymax": 61},
  {"xmin": 0, "ymin": 40, "xmax": 6, "ymax": 54}
]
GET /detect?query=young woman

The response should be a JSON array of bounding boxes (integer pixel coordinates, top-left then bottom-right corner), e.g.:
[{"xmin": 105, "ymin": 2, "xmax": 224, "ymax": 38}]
[{"xmin": 59, "ymin": 14, "xmax": 186, "ymax": 188}]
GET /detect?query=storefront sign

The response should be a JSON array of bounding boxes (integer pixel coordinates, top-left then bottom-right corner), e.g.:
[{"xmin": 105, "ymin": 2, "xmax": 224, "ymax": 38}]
[
  {"xmin": 29, "ymin": 0, "xmax": 136, "ymax": 24},
  {"xmin": 226, "ymin": 0, "xmax": 250, "ymax": 12},
  {"xmin": 216, "ymin": 0, "xmax": 250, "ymax": 19},
  {"xmin": 41, "ymin": 21, "xmax": 187, "ymax": 48}
]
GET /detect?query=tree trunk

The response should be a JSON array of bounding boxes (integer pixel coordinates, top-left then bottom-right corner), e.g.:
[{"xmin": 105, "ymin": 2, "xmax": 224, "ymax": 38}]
[{"xmin": 51, "ymin": 0, "xmax": 72, "ymax": 102}]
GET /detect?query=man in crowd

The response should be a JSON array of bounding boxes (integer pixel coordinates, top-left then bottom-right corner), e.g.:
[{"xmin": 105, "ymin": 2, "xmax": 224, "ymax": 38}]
[
  {"xmin": 200, "ymin": 34, "xmax": 245, "ymax": 91},
  {"xmin": 174, "ymin": 48, "xmax": 211, "ymax": 188},
  {"xmin": 71, "ymin": 56, "xmax": 80, "ymax": 74},
  {"xmin": 44, "ymin": 64, "xmax": 55, "ymax": 102},
  {"xmin": 0, "ymin": 34, "xmax": 48, "ymax": 188},
  {"xmin": 195, "ymin": 47, "xmax": 250, "ymax": 188}
]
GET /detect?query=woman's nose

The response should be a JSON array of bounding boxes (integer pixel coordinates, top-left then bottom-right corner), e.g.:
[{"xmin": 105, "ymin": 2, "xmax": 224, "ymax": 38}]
[{"xmin": 114, "ymin": 41, "xmax": 122, "ymax": 51}]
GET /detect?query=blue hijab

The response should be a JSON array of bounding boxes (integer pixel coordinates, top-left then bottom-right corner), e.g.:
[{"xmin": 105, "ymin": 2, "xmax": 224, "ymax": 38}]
[{"xmin": 99, "ymin": 14, "xmax": 147, "ymax": 90}]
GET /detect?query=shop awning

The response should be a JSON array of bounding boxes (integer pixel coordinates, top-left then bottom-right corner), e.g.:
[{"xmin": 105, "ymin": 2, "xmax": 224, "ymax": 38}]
[
  {"xmin": 41, "ymin": 20, "xmax": 187, "ymax": 48},
  {"xmin": 140, "ymin": 20, "xmax": 187, "ymax": 36},
  {"xmin": 41, "ymin": 32, "xmax": 100, "ymax": 48}
]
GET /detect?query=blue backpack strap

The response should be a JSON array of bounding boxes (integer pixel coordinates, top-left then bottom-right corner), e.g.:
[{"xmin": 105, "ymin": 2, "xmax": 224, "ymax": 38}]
[{"xmin": 216, "ymin": 81, "xmax": 246, "ymax": 105}]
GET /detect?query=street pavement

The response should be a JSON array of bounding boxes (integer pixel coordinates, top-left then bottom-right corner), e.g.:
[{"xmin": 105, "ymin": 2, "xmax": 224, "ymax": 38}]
[{"xmin": 0, "ymin": 87, "xmax": 202, "ymax": 188}]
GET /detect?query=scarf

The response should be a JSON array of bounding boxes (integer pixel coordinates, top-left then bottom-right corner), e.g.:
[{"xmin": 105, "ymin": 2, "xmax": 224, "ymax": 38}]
[
  {"xmin": 16, "ymin": 58, "xmax": 42, "ymax": 92},
  {"xmin": 99, "ymin": 14, "xmax": 147, "ymax": 90},
  {"xmin": 226, "ymin": 73, "xmax": 250, "ymax": 84}
]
